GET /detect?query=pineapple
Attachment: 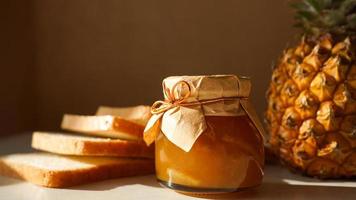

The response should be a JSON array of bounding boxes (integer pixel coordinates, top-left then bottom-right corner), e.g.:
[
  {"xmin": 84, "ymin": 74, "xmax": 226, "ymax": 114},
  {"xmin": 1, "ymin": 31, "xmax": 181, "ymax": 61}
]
[{"xmin": 266, "ymin": 0, "xmax": 356, "ymax": 178}]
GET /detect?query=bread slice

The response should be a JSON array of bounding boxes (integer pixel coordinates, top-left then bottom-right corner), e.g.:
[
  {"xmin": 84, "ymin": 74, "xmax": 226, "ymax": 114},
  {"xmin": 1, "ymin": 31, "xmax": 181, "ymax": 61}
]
[
  {"xmin": 32, "ymin": 132, "xmax": 154, "ymax": 158},
  {"xmin": 96, "ymin": 105, "xmax": 151, "ymax": 126},
  {"xmin": 0, "ymin": 153, "xmax": 154, "ymax": 188},
  {"xmin": 61, "ymin": 114, "xmax": 145, "ymax": 140}
]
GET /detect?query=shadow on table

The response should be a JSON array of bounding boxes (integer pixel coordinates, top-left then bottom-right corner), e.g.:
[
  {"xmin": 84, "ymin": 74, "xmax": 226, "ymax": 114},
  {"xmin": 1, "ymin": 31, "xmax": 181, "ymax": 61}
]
[
  {"xmin": 0, "ymin": 176, "xmax": 22, "ymax": 187},
  {"xmin": 71, "ymin": 175, "xmax": 161, "ymax": 191},
  {"xmin": 0, "ymin": 132, "xmax": 33, "ymax": 156},
  {"xmin": 182, "ymin": 164, "xmax": 356, "ymax": 200},
  {"xmin": 264, "ymin": 163, "xmax": 356, "ymax": 184},
  {"xmin": 182, "ymin": 182, "xmax": 356, "ymax": 200}
]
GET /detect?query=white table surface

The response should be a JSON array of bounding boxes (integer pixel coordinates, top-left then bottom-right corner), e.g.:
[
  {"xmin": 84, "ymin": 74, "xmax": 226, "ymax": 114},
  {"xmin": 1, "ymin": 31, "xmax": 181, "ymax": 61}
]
[{"xmin": 0, "ymin": 133, "xmax": 355, "ymax": 200}]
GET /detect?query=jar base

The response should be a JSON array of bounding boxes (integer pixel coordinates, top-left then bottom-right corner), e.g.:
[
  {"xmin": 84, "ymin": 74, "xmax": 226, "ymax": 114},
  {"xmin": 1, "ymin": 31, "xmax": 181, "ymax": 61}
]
[{"xmin": 157, "ymin": 179, "xmax": 256, "ymax": 195}]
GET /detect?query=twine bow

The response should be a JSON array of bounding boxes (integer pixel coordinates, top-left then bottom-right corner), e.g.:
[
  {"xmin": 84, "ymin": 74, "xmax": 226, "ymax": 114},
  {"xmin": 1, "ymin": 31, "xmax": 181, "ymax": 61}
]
[{"xmin": 151, "ymin": 80, "xmax": 192, "ymax": 114}]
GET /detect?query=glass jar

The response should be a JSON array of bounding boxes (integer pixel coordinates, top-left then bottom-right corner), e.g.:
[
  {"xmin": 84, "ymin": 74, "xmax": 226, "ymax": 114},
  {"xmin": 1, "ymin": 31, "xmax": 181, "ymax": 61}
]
[{"xmin": 144, "ymin": 75, "xmax": 265, "ymax": 194}]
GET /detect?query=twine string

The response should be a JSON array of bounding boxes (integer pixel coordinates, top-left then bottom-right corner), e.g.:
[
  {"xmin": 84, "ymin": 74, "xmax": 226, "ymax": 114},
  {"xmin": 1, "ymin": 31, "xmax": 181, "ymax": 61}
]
[{"xmin": 151, "ymin": 80, "xmax": 245, "ymax": 115}]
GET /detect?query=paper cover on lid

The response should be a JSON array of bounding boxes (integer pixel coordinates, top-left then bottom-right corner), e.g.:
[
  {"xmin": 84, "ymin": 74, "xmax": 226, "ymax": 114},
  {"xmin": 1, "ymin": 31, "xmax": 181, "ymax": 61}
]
[
  {"xmin": 144, "ymin": 75, "xmax": 265, "ymax": 152},
  {"xmin": 162, "ymin": 75, "xmax": 251, "ymax": 102}
]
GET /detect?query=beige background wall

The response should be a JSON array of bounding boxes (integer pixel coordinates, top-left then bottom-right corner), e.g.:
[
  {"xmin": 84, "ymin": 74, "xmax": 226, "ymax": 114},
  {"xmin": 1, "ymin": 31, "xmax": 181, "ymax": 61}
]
[{"xmin": 1, "ymin": 0, "xmax": 297, "ymax": 136}]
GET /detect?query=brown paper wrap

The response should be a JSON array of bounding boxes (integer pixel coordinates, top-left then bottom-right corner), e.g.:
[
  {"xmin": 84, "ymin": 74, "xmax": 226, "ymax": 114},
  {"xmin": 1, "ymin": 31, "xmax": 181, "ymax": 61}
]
[{"xmin": 144, "ymin": 75, "xmax": 265, "ymax": 152}]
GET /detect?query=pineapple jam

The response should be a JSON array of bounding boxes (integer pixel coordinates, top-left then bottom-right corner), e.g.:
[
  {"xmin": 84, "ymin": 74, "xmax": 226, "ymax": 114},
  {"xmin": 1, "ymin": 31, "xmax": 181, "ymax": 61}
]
[
  {"xmin": 144, "ymin": 75, "xmax": 265, "ymax": 193},
  {"xmin": 156, "ymin": 116, "xmax": 264, "ymax": 191}
]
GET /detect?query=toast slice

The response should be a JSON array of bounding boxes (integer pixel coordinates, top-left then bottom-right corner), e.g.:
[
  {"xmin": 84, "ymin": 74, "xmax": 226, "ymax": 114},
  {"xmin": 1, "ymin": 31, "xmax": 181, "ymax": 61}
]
[
  {"xmin": 96, "ymin": 105, "xmax": 151, "ymax": 126},
  {"xmin": 61, "ymin": 114, "xmax": 145, "ymax": 140},
  {"xmin": 31, "ymin": 132, "xmax": 154, "ymax": 158},
  {"xmin": 0, "ymin": 153, "xmax": 154, "ymax": 188}
]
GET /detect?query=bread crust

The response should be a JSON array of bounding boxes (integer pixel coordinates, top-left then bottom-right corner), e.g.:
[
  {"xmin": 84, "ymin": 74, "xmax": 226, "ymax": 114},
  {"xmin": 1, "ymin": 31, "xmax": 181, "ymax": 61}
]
[
  {"xmin": 113, "ymin": 117, "xmax": 145, "ymax": 139},
  {"xmin": 32, "ymin": 132, "xmax": 154, "ymax": 158},
  {"xmin": 61, "ymin": 115, "xmax": 145, "ymax": 140},
  {"xmin": 0, "ymin": 153, "xmax": 155, "ymax": 188},
  {"xmin": 96, "ymin": 105, "xmax": 151, "ymax": 126}
]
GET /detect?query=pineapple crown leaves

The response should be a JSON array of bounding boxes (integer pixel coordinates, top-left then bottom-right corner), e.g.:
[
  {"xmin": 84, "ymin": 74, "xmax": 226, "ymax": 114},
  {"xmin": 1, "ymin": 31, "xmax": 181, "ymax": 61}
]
[{"xmin": 292, "ymin": 0, "xmax": 356, "ymax": 38}]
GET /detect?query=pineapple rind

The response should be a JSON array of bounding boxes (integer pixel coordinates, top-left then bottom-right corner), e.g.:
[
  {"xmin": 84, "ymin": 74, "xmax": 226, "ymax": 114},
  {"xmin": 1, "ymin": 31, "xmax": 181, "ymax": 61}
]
[{"xmin": 266, "ymin": 35, "xmax": 356, "ymax": 178}]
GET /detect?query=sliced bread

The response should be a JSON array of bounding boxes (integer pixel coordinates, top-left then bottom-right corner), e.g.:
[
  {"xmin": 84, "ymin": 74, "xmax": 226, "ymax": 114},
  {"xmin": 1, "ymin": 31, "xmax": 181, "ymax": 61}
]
[
  {"xmin": 61, "ymin": 114, "xmax": 144, "ymax": 140},
  {"xmin": 96, "ymin": 105, "xmax": 151, "ymax": 126},
  {"xmin": 0, "ymin": 153, "xmax": 154, "ymax": 188},
  {"xmin": 32, "ymin": 132, "xmax": 154, "ymax": 158}
]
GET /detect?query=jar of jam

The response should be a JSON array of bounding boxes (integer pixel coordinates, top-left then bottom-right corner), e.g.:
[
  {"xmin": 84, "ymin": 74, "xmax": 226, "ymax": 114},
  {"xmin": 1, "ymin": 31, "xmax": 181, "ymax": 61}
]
[{"xmin": 144, "ymin": 75, "xmax": 265, "ymax": 194}]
